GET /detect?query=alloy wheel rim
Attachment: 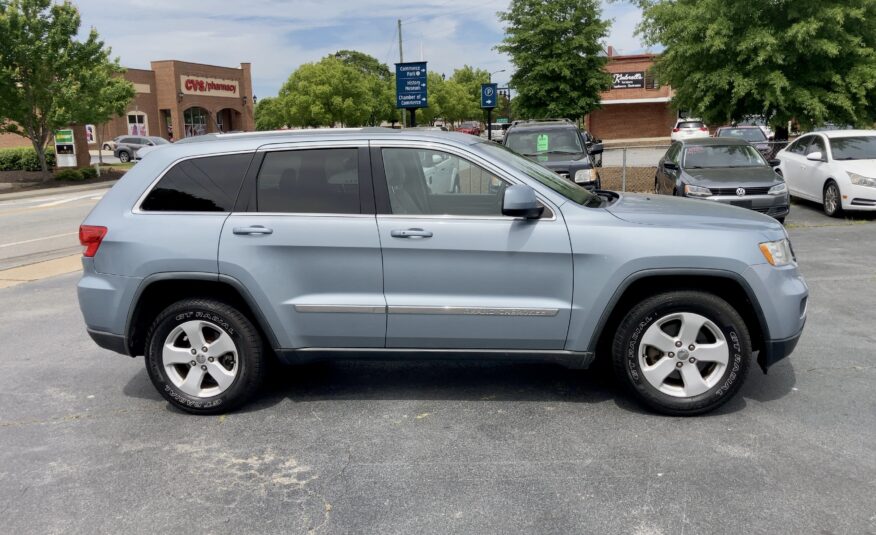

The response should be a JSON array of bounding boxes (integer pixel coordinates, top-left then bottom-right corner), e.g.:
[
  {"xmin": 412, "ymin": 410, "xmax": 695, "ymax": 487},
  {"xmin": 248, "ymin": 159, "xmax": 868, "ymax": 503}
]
[
  {"xmin": 637, "ymin": 312, "xmax": 729, "ymax": 398},
  {"xmin": 825, "ymin": 185, "xmax": 838, "ymax": 214},
  {"xmin": 162, "ymin": 320, "xmax": 239, "ymax": 398}
]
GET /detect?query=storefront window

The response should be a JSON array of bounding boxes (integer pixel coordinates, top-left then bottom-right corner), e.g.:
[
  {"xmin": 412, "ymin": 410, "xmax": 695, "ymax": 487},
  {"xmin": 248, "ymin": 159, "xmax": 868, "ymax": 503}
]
[
  {"xmin": 184, "ymin": 107, "xmax": 209, "ymax": 137},
  {"xmin": 127, "ymin": 112, "xmax": 148, "ymax": 136}
]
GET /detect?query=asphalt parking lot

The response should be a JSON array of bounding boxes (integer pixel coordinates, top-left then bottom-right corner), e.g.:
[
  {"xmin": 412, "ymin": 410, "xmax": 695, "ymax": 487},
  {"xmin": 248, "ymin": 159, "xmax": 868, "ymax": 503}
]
[{"xmin": 0, "ymin": 199, "xmax": 874, "ymax": 534}]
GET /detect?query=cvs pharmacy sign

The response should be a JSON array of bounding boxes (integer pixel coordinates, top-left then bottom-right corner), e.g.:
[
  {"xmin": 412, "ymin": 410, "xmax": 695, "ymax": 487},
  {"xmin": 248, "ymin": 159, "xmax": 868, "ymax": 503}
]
[{"xmin": 180, "ymin": 76, "xmax": 239, "ymax": 97}]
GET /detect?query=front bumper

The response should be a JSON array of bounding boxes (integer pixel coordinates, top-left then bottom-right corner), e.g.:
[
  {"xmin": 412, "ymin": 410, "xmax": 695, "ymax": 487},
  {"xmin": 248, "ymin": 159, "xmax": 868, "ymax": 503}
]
[
  {"xmin": 704, "ymin": 193, "xmax": 790, "ymax": 219},
  {"xmin": 758, "ymin": 329, "xmax": 803, "ymax": 373},
  {"xmin": 842, "ymin": 184, "xmax": 876, "ymax": 210}
]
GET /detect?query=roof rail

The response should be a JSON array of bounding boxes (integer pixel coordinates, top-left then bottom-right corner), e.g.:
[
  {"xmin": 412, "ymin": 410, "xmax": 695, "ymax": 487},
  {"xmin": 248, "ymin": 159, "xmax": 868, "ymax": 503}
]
[{"xmin": 510, "ymin": 118, "xmax": 574, "ymax": 126}]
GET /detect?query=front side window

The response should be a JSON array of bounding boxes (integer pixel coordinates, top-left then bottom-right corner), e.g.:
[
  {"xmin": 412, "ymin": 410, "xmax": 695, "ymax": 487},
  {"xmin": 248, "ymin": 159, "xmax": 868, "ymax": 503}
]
[
  {"xmin": 382, "ymin": 148, "xmax": 508, "ymax": 216},
  {"xmin": 829, "ymin": 136, "xmax": 876, "ymax": 161},
  {"xmin": 807, "ymin": 136, "xmax": 827, "ymax": 156},
  {"xmin": 683, "ymin": 145, "xmax": 767, "ymax": 168},
  {"xmin": 141, "ymin": 153, "xmax": 252, "ymax": 212},
  {"xmin": 788, "ymin": 136, "xmax": 811, "ymax": 155},
  {"xmin": 256, "ymin": 149, "xmax": 359, "ymax": 214}
]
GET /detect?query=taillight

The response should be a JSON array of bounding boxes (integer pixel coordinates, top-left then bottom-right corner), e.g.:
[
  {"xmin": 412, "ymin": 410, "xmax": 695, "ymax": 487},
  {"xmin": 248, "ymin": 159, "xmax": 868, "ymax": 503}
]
[
  {"xmin": 79, "ymin": 225, "xmax": 107, "ymax": 257},
  {"xmin": 672, "ymin": 128, "xmax": 680, "ymax": 132}
]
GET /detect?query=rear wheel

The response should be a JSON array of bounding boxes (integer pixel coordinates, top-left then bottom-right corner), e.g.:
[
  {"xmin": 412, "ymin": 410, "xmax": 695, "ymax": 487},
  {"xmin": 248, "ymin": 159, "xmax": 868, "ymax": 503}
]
[
  {"xmin": 823, "ymin": 180, "xmax": 842, "ymax": 218},
  {"xmin": 145, "ymin": 299, "xmax": 264, "ymax": 414},
  {"xmin": 612, "ymin": 291, "xmax": 751, "ymax": 415},
  {"xmin": 118, "ymin": 151, "xmax": 131, "ymax": 163}
]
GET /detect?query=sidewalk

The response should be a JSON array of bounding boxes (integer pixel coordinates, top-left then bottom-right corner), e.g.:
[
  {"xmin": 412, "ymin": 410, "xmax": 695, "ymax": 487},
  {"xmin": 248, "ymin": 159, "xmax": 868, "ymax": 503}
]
[{"xmin": 0, "ymin": 179, "xmax": 117, "ymax": 201}]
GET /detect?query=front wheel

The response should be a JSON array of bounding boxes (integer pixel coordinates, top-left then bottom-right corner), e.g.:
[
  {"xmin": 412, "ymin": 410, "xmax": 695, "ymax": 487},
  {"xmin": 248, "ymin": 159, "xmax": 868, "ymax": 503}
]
[
  {"xmin": 823, "ymin": 180, "xmax": 843, "ymax": 218},
  {"xmin": 118, "ymin": 151, "xmax": 131, "ymax": 163},
  {"xmin": 611, "ymin": 291, "xmax": 751, "ymax": 415},
  {"xmin": 145, "ymin": 299, "xmax": 265, "ymax": 414}
]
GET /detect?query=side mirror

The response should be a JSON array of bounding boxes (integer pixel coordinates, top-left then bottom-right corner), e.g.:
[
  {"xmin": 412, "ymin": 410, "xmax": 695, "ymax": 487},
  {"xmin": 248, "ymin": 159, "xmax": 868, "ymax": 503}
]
[
  {"xmin": 502, "ymin": 184, "xmax": 544, "ymax": 219},
  {"xmin": 806, "ymin": 151, "xmax": 824, "ymax": 162},
  {"xmin": 768, "ymin": 158, "xmax": 781, "ymax": 167},
  {"xmin": 588, "ymin": 142, "xmax": 604, "ymax": 155},
  {"xmin": 664, "ymin": 161, "xmax": 679, "ymax": 171}
]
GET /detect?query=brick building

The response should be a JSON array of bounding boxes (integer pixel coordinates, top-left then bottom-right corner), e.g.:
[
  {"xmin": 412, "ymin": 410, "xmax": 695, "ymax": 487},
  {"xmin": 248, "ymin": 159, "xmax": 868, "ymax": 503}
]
[
  {"xmin": 584, "ymin": 48, "xmax": 676, "ymax": 140},
  {"xmin": 0, "ymin": 60, "xmax": 255, "ymax": 150}
]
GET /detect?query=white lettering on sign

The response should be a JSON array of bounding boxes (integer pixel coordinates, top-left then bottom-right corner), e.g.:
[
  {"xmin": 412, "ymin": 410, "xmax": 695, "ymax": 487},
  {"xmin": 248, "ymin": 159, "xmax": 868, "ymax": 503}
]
[
  {"xmin": 179, "ymin": 76, "xmax": 240, "ymax": 97},
  {"xmin": 611, "ymin": 71, "xmax": 646, "ymax": 89}
]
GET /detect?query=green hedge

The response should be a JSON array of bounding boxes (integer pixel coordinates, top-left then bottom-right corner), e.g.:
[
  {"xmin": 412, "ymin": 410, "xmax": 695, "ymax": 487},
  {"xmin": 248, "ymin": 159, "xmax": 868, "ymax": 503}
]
[
  {"xmin": 55, "ymin": 169, "xmax": 84, "ymax": 181},
  {"xmin": 0, "ymin": 146, "xmax": 57, "ymax": 172},
  {"xmin": 79, "ymin": 166, "xmax": 98, "ymax": 179}
]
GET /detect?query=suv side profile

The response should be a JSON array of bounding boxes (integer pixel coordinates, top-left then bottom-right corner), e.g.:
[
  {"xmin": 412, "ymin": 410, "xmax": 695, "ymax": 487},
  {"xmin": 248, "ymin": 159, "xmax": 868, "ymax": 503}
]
[
  {"xmin": 503, "ymin": 119, "xmax": 604, "ymax": 188},
  {"xmin": 78, "ymin": 129, "xmax": 808, "ymax": 415},
  {"xmin": 113, "ymin": 136, "xmax": 169, "ymax": 163}
]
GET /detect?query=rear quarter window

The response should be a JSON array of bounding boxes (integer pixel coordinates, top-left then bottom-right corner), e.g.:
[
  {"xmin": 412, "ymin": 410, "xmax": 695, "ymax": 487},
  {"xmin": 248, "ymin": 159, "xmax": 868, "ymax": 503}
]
[{"xmin": 140, "ymin": 153, "xmax": 253, "ymax": 212}]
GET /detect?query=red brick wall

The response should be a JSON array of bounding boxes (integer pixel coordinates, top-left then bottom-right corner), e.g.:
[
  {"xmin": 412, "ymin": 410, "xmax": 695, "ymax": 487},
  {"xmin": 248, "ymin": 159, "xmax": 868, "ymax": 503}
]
[
  {"xmin": 588, "ymin": 103, "xmax": 677, "ymax": 140},
  {"xmin": 0, "ymin": 133, "xmax": 31, "ymax": 149}
]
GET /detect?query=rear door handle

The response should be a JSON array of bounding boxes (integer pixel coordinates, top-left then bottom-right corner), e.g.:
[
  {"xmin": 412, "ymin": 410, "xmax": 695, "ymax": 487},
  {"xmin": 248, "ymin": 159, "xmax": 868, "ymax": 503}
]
[
  {"xmin": 233, "ymin": 225, "xmax": 273, "ymax": 235},
  {"xmin": 390, "ymin": 228, "xmax": 433, "ymax": 238}
]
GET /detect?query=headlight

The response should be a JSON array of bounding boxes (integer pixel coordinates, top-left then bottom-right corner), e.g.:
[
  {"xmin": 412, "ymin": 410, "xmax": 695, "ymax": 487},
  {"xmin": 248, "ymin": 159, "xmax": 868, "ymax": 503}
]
[
  {"xmin": 848, "ymin": 172, "xmax": 876, "ymax": 188},
  {"xmin": 768, "ymin": 182, "xmax": 787, "ymax": 195},
  {"xmin": 574, "ymin": 168, "xmax": 597, "ymax": 184},
  {"xmin": 759, "ymin": 238, "xmax": 796, "ymax": 266},
  {"xmin": 683, "ymin": 184, "xmax": 712, "ymax": 197}
]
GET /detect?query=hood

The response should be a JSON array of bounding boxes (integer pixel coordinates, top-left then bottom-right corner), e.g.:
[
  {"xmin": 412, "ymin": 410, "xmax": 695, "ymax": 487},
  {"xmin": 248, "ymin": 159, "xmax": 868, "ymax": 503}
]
[
  {"xmin": 835, "ymin": 159, "xmax": 876, "ymax": 176},
  {"xmin": 683, "ymin": 166, "xmax": 782, "ymax": 188},
  {"xmin": 528, "ymin": 152, "xmax": 589, "ymax": 169},
  {"xmin": 606, "ymin": 193, "xmax": 785, "ymax": 237}
]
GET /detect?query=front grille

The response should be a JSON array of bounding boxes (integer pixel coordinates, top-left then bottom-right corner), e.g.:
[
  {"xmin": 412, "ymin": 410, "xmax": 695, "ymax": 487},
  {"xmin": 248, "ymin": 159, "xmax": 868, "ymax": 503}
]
[
  {"xmin": 712, "ymin": 186, "xmax": 772, "ymax": 196},
  {"xmin": 851, "ymin": 198, "xmax": 876, "ymax": 206},
  {"xmin": 751, "ymin": 205, "xmax": 789, "ymax": 216}
]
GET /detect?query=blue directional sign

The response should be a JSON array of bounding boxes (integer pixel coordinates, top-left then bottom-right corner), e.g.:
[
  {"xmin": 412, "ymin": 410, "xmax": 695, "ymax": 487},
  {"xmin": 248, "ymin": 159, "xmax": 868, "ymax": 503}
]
[
  {"xmin": 396, "ymin": 61, "xmax": 428, "ymax": 109},
  {"xmin": 481, "ymin": 83, "xmax": 498, "ymax": 109}
]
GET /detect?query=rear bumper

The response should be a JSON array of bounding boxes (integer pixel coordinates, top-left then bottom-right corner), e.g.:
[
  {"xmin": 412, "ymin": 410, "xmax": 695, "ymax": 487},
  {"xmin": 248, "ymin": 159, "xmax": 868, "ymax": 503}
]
[
  {"xmin": 87, "ymin": 328, "xmax": 131, "ymax": 356},
  {"xmin": 757, "ymin": 328, "xmax": 803, "ymax": 373}
]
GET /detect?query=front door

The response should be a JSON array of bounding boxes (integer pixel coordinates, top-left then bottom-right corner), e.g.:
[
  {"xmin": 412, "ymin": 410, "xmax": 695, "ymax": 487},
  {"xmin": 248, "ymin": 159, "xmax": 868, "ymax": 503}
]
[
  {"xmin": 372, "ymin": 144, "xmax": 574, "ymax": 350},
  {"xmin": 219, "ymin": 143, "xmax": 386, "ymax": 349}
]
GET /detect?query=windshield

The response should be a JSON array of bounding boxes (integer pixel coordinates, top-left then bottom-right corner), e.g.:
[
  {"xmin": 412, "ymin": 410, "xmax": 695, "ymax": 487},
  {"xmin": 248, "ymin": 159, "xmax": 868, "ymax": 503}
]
[
  {"xmin": 504, "ymin": 129, "xmax": 584, "ymax": 156},
  {"xmin": 829, "ymin": 136, "xmax": 876, "ymax": 160},
  {"xmin": 152, "ymin": 138, "xmax": 171, "ymax": 145},
  {"xmin": 477, "ymin": 142, "xmax": 599, "ymax": 206},
  {"xmin": 683, "ymin": 144, "xmax": 768, "ymax": 168},
  {"xmin": 717, "ymin": 128, "xmax": 766, "ymax": 142}
]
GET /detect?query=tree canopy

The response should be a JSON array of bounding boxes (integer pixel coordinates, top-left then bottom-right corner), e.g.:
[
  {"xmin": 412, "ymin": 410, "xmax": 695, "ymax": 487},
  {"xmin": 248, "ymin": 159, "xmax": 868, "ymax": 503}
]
[
  {"xmin": 497, "ymin": 0, "xmax": 611, "ymax": 120},
  {"xmin": 0, "ymin": 0, "xmax": 132, "ymax": 173},
  {"xmin": 636, "ymin": 0, "xmax": 876, "ymax": 132}
]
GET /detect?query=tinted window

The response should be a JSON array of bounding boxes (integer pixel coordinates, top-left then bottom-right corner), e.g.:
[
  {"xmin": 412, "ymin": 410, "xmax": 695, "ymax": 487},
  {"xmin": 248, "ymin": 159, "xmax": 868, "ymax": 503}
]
[
  {"xmin": 141, "ymin": 153, "xmax": 252, "ymax": 212},
  {"xmin": 119, "ymin": 137, "xmax": 135, "ymax": 144},
  {"xmin": 788, "ymin": 136, "xmax": 811, "ymax": 155},
  {"xmin": 683, "ymin": 145, "xmax": 767, "ymax": 168},
  {"xmin": 829, "ymin": 136, "xmax": 876, "ymax": 160},
  {"xmin": 665, "ymin": 143, "xmax": 682, "ymax": 163},
  {"xmin": 382, "ymin": 148, "xmax": 508, "ymax": 216},
  {"xmin": 257, "ymin": 149, "xmax": 359, "ymax": 214}
]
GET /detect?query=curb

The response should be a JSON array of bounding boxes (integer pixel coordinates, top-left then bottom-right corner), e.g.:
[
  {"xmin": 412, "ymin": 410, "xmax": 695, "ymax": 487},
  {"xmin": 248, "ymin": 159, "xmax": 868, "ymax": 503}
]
[{"xmin": 0, "ymin": 180, "xmax": 117, "ymax": 201}]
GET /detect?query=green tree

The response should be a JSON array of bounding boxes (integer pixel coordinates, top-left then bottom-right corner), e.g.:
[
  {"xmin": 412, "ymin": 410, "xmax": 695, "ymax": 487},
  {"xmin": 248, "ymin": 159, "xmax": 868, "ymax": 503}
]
[
  {"xmin": 75, "ymin": 63, "xmax": 135, "ymax": 165},
  {"xmin": 0, "ymin": 0, "xmax": 127, "ymax": 173},
  {"xmin": 254, "ymin": 96, "xmax": 285, "ymax": 131},
  {"xmin": 434, "ymin": 80, "xmax": 472, "ymax": 126},
  {"xmin": 279, "ymin": 57, "xmax": 371, "ymax": 127},
  {"xmin": 449, "ymin": 66, "xmax": 490, "ymax": 120},
  {"xmin": 635, "ymin": 0, "xmax": 876, "ymax": 134},
  {"xmin": 334, "ymin": 50, "xmax": 395, "ymax": 126},
  {"xmin": 497, "ymin": 0, "xmax": 611, "ymax": 120}
]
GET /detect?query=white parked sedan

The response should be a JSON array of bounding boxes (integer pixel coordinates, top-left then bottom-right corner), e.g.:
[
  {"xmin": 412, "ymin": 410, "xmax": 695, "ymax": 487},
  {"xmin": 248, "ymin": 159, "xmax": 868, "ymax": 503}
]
[{"xmin": 776, "ymin": 130, "xmax": 876, "ymax": 217}]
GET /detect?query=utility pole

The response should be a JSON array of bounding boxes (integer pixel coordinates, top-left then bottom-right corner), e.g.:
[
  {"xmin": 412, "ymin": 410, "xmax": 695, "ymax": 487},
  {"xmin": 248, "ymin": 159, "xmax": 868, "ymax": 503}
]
[{"xmin": 398, "ymin": 19, "xmax": 405, "ymax": 128}]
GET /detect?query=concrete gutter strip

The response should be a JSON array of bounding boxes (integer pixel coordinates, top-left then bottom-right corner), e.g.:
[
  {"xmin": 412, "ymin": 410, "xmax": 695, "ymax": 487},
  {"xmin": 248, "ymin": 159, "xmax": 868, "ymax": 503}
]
[
  {"xmin": 0, "ymin": 180, "xmax": 117, "ymax": 201},
  {"xmin": 0, "ymin": 254, "xmax": 82, "ymax": 289}
]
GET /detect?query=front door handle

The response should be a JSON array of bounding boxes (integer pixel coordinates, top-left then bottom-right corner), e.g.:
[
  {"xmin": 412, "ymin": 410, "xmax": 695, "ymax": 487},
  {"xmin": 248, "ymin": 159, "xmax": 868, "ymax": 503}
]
[
  {"xmin": 233, "ymin": 225, "xmax": 273, "ymax": 235},
  {"xmin": 390, "ymin": 228, "xmax": 433, "ymax": 238}
]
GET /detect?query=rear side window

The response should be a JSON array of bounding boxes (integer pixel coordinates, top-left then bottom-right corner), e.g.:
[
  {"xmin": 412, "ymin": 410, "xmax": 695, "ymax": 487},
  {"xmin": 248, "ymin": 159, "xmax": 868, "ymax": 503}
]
[
  {"xmin": 256, "ymin": 149, "xmax": 359, "ymax": 213},
  {"xmin": 140, "ymin": 153, "xmax": 252, "ymax": 212}
]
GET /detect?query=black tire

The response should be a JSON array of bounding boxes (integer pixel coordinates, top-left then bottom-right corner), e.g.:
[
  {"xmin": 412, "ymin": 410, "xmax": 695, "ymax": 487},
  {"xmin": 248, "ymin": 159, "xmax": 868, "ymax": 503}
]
[
  {"xmin": 611, "ymin": 291, "xmax": 751, "ymax": 416},
  {"xmin": 775, "ymin": 216, "xmax": 786, "ymax": 224},
  {"xmin": 118, "ymin": 151, "xmax": 131, "ymax": 163},
  {"xmin": 823, "ymin": 180, "xmax": 843, "ymax": 218},
  {"xmin": 145, "ymin": 299, "xmax": 264, "ymax": 415},
  {"xmin": 654, "ymin": 177, "xmax": 660, "ymax": 194},
  {"xmin": 102, "ymin": 143, "xmax": 112, "ymax": 151}
]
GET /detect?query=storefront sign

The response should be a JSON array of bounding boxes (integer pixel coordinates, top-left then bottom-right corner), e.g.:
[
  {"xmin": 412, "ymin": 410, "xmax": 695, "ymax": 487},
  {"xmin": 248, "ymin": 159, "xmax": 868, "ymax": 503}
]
[
  {"xmin": 612, "ymin": 71, "xmax": 645, "ymax": 89},
  {"xmin": 54, "ymin": 129, "xmax": 76, "ymax": 168},
  {"xmin": 180, "ymin": 76, "xmax": 239, "ymax": 97}
]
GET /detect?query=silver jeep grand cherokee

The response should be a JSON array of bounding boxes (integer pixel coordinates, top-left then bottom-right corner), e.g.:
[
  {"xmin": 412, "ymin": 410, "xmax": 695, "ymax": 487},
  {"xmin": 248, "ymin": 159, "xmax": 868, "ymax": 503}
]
[{"xmin": 77, "ymin": 129, "xmax": 808, "ymax": 415}]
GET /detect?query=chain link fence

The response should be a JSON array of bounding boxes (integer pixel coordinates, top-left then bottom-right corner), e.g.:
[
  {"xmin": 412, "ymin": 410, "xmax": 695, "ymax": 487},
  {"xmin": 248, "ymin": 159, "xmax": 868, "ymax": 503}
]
[{"xmin": 599, "ymin": 141, "xmax": 791, "ymax": 192}]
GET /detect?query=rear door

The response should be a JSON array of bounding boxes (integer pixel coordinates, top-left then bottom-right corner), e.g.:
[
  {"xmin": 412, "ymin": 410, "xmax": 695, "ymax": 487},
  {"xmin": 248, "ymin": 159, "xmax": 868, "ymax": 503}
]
[
  {"xmin": 372, "ymin": 141, "xmax": 573, "ymax": 350},
  {"xmin": 218, "ymin": 141, "xmax": 385, "ymax": 349}
]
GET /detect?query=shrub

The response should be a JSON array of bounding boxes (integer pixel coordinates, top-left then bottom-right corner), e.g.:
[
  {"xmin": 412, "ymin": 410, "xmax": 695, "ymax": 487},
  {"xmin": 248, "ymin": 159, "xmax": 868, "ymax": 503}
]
[
  {"xmin": 55, "ymin": 169, "xmax": 84, "ymax": 181},
  {"xmin": 79, "ymin": 166, "xmax": 98, "ymax": 179},
  {"xmin": 0, "ymin": 146, "xmax": 56, "ymax": 171}
]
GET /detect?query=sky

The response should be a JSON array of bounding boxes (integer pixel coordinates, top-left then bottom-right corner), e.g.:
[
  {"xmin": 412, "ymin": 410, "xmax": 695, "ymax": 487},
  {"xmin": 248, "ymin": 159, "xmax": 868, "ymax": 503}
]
[{"xmin": 75, "ymin": 0, "xmax": 649, "ymax": 100}]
